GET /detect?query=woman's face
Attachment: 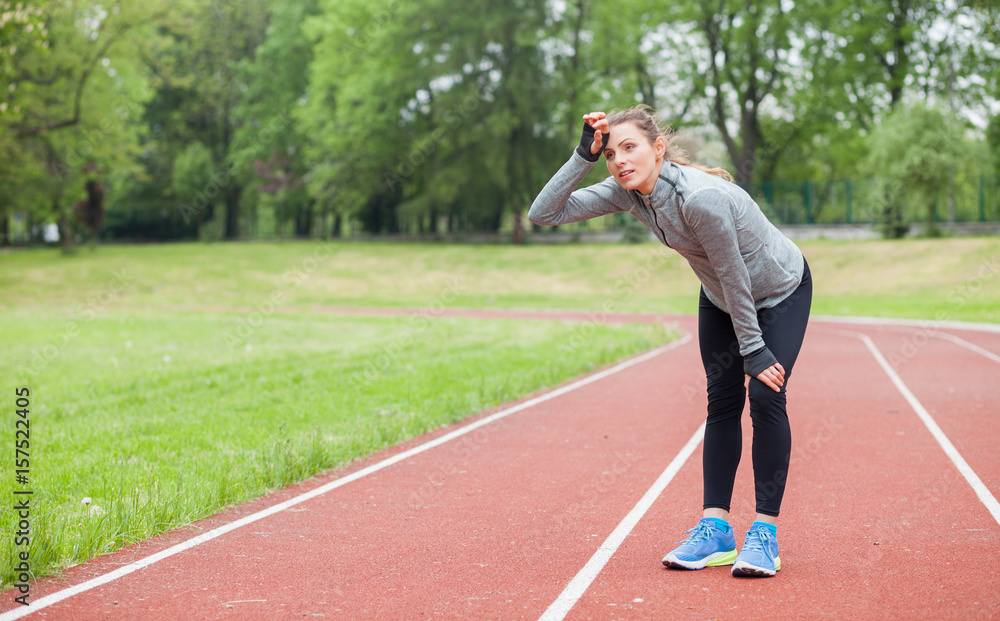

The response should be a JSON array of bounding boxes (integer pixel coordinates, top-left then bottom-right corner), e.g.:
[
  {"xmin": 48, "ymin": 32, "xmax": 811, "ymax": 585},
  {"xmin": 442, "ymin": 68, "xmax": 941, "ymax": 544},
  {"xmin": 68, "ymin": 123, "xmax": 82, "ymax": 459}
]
[{"xmin": 603, "ymin": 121, "xmax": 665, "ymax": 195}]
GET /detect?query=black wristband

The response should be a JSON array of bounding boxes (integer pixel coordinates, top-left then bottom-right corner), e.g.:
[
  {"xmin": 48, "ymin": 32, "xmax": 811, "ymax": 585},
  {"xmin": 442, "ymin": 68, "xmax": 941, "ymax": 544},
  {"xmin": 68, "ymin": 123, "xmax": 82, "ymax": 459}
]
[
  {"xmin": 576, "ymin": 122, "xmax": 608, "ymax": 163},
  {"xmin": 743, "ymin": 345, "xmax": 778, "ymax": 378}
]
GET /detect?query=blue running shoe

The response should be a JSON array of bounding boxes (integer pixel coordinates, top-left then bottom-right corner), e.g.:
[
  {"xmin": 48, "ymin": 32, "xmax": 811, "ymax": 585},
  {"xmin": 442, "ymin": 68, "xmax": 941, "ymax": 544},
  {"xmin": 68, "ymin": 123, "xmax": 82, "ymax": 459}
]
[
  {"xmin": 661, "ymin": 518, "xmax": 737, "ymax": 569},
  {"xmin": 731, "ymin": 524, "xmax": 781, "ymax": 577}
]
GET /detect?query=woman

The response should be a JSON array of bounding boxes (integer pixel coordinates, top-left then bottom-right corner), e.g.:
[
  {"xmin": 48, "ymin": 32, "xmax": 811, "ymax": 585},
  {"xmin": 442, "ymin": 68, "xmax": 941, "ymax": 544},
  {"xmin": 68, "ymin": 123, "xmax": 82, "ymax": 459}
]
[{"xmin": 528, "ymin": 106, "xmax": 812, "ymax": 577}]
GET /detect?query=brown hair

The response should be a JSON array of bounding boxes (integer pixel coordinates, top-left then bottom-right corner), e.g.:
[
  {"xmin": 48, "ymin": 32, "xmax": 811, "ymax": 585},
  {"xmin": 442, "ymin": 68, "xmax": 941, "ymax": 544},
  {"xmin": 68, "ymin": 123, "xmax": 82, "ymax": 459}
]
[{"xmin": 606, "ymin": 104, "xmax": 734, "ymax": 182}]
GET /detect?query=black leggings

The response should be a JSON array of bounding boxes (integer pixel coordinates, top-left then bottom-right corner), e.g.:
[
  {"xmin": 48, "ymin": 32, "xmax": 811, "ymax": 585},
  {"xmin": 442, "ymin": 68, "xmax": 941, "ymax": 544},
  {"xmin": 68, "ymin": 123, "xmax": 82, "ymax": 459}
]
[{"xmin": 698, "ymin": 258, "xmax": 812, "ymax": 517}]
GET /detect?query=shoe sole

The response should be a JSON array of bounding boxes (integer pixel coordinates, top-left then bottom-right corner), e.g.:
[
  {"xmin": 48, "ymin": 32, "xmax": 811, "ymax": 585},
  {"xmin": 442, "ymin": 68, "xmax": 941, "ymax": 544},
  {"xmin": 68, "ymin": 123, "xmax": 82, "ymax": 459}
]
[
  {"xmin": 731, "ymin": 557, "xmax": 781, "ymax": 577},
  {"xmin": 662, "ymin": 549, "xmax": 737, "ymax": 570}
]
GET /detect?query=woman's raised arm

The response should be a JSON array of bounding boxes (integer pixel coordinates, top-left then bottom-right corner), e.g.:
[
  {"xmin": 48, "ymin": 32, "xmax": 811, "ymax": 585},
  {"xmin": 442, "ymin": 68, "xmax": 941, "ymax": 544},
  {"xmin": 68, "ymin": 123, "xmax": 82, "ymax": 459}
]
[{"xmin": 527, "ymin": 113, "xmax": 625, "ymax": 226}]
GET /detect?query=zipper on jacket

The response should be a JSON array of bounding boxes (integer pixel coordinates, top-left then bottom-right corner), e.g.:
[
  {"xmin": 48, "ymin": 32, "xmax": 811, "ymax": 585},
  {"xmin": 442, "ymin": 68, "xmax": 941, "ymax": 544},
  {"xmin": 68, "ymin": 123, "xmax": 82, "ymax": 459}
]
[
  {"xmin": 632, "ymin": 191, "xmax": 670, "ymax": 247},
  {"xmin": 654, "ymin": 169, "xmax": 684, "ymax": 246}
]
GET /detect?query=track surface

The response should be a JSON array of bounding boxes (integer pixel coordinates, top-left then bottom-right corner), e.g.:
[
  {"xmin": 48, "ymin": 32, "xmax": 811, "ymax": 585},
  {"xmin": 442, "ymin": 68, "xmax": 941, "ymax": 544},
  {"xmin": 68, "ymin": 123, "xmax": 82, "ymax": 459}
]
[{"xmin": 3, "ymin": 312, "xmax": 999, "ymax": 620}]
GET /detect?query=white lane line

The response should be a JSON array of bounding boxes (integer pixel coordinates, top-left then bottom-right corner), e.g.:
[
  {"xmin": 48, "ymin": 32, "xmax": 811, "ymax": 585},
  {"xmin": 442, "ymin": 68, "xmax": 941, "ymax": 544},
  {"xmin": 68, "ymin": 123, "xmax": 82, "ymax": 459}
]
[
  {"xmin": 0, "ymin": 334, "xmax": 692, "ymax": 621},
  {"xmin": 538, "ymin": 422, "xmax": 706, "ymax": 621},
  {"xmin": 859, "ymin": 334, "xmax": 1000, "ymax": 526},
  {"xmin": 938, "ymin": 332, "xmax": 1000, "ymax": 364}
]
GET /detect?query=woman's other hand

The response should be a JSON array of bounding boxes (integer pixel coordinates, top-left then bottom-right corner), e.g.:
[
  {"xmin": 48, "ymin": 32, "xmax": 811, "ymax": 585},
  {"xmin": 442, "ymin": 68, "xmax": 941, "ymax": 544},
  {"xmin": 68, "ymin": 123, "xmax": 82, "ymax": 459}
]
[{"xmin": 756, "ymin": 362, "xmax": 785, "ymax": 393}]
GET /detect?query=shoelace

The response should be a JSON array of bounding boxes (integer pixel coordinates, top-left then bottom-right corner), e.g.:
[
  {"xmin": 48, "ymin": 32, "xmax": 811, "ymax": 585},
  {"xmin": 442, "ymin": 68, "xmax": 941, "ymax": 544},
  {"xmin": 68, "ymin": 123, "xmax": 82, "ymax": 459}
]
[
  {"xmin": 675, "ymin": 521, "xmax": 715, "ymax": 545},
  {"xmin": 742, "ymin": 527, "xmax": 775, "ymax": 554}
]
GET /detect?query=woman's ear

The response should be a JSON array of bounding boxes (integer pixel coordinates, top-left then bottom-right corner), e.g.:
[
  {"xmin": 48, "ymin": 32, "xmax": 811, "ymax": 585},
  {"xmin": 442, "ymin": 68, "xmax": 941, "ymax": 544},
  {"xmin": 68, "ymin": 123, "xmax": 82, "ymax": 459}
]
[{"xmin": 655, "ymin": 136, "xmax": 666, "ymax": 161}]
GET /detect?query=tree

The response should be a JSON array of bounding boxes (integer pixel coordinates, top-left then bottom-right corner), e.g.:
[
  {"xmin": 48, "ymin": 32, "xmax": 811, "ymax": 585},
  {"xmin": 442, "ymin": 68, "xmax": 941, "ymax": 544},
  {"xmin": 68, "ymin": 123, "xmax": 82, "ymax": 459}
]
[
  {"xmin": 650, "ymin": 0, "xmax": 801, "ymax": 186},
  {"xmin": 298, "ymin": 0, "xmax": 419, "ymax": 235},
  {"xmin": 71, "ymin": 163, "xmax": 106, "ymax": 244},
  {"xmin": 171, "ymin": 141, "xmax": 218, "ymax": 237},
  {"xmin": 0, "ymin": 2, "xmax": 48, "ymax": 113},
  {"xmin": 865, "ymin": 102, "xmax": 969, "ymax": 237},
  {"xmin": 989, "ymin": 115, "xmax": 1000, "ymax": 175},
  {"xmin": 301, "ymin": 0, "xmax": 563, "ymax": 241},
  {"xmin": 231, "ymin": 0, "xmax": 321, "ymax": 238},
  {"xmin": 1, "ymin": 0, "xmax": 163, "ymax": 251},
  {"xmin": 115, "ymin": 0, "xmax": 272, "ymax": 242},
  {"xmin": 181, "ymin": 0, "xmax": 272, "ymax": 239},
  {"xmin": 645, "ymin": 0, "xmax": 984, "ymax": 189}
]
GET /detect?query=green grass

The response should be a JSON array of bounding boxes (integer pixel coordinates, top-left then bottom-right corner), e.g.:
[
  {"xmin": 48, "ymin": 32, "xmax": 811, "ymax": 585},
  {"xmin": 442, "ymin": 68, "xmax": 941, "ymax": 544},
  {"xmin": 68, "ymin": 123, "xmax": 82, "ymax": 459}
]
[
  {"xmin": 0, "ymin": 305, "xmax": 671, "ymax": 587},
  {"xmin": 802, "ymin": 237, "xmax": 1000, "ymax": 322},
  {"xmin": 0, "ymin": 235, "xmax": 997, "ymax": 587},
  {"xmin": 1, "ymin": 236, "xmax": 997, "ymax": 321}
]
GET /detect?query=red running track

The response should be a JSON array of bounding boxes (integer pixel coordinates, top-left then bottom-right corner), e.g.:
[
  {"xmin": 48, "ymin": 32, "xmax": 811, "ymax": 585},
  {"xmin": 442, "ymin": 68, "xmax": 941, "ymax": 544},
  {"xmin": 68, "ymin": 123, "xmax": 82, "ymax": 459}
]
[{"xmin": 2, "ymin": 313, "xmax": 998, "ymax": 620}]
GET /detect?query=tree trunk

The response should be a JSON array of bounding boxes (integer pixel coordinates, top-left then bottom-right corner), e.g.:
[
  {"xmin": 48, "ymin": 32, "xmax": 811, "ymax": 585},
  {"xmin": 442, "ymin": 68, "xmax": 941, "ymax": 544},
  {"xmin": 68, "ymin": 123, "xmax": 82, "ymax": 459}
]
[
  {"xmin": 58, "ymin": 202, "xmax": 73, "ymax": 252},
  {"xmin": 883, "ymin": 0, "xmax": 913, "ymax": 109},
  {"xmin": 489, "ymin": 203, "xmax": 504, "ymax": 233},
  {"xmin": 926, "ymin": 199, "xmax": 940, "ymax": 237},
  {"xmin": 881, "ymin": 188, "xmax": 908, "ymax": 239},
  {"xmin": 386, "ymin": 200, "xmax": 400, "ymax": 234},
  {"xmin": 224, "ymin": 184, "xmax": 240, "ymax": 239},
  {"xmin": 332, "ymin": 212, "xmax": 342, "ymax": 238},
  {"xmin": 512, "ymin": 207, "xmax": 524, "ymax": 244},
  {"xmin": 295, "ymin": 201, "xmax": 313, "ymax": 237},
  {"xmin": 566, "ymin": 0, "xmax": 588, "ymax": 135},
  {"xmin": 635, "ymin": 56, "xmax": 656, "ymax": 108}
]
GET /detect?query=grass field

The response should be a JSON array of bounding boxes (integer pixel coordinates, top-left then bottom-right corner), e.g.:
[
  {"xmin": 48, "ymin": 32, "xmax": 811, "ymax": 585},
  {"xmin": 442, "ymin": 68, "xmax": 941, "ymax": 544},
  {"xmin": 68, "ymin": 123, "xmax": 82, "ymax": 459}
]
[
  {"xmin": 1, "ymin": 236, "xmax": 998, "ymax": 587},
  {"xmin": 2, "ymin": 236, "xmax": 998, "ymax": 321}
]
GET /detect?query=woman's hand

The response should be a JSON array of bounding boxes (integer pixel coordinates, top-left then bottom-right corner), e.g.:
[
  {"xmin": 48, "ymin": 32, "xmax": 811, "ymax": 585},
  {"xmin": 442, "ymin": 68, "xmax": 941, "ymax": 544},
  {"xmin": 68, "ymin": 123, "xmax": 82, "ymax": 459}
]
[
  {"xmin": 756, "ymin": 362, "xmax": 785, "ymax": 392},
  {"xmin": 582, "ymin": 111, "xmax": 611, "ymax": 156}
]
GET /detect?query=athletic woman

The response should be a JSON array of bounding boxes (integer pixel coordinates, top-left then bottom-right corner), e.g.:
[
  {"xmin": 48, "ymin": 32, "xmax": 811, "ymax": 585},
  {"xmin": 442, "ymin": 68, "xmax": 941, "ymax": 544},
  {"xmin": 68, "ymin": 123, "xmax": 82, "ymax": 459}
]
[{"xmin": 527, "ymin": 106, "xmax": 812, "ymax": 577}]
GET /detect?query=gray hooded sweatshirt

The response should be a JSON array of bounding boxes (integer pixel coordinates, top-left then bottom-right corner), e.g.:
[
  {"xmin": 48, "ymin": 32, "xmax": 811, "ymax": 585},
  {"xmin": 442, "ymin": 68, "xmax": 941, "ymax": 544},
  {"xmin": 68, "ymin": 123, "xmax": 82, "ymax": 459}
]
[{"xmin": 527, "ymin": 150, "xmax": 805, "ymax": 376}]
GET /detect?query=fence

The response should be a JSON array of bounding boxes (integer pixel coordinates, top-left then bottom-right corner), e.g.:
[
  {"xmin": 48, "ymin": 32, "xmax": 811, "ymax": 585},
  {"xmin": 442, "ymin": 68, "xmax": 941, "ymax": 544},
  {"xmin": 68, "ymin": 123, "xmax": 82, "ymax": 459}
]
[{"xmin": 747, "ymin": 175, "xmax": 1000, "ymax": 226}]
